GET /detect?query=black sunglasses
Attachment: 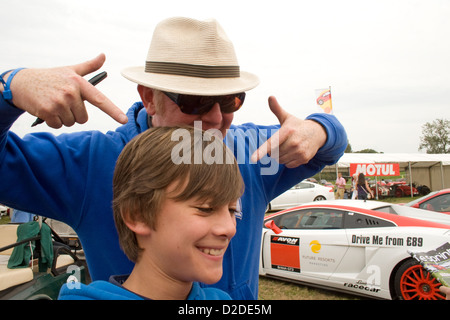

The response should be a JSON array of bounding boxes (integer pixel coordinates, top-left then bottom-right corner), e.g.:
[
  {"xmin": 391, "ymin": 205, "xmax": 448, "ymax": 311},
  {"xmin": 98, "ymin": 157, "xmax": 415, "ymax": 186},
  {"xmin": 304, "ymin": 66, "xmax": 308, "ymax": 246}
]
[{"xmin": 163, "ymin": 91, "xmax": 246, "ymax": 115}]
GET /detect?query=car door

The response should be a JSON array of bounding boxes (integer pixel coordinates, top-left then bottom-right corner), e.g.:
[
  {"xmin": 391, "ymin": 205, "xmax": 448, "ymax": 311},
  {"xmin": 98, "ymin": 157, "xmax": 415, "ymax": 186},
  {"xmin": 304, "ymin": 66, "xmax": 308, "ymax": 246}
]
[
  {"xmin": 296, "ymin": 182, "xmax": 316, "ymax": 204},
  {"xmin": 270, "ymin": 184, "xmax": 301, "ymax": 210},
  {"xmin": 261, "ymin": 208, "xmax": 349, "ymax": 280}
]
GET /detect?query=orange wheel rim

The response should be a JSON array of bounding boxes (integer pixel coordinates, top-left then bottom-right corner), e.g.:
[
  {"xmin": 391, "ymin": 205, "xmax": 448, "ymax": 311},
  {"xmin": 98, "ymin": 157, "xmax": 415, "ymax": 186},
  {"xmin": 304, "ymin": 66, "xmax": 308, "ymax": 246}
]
[{"xmin": 400, "ymin": 265, "xmax": 444, "ymax": 300}]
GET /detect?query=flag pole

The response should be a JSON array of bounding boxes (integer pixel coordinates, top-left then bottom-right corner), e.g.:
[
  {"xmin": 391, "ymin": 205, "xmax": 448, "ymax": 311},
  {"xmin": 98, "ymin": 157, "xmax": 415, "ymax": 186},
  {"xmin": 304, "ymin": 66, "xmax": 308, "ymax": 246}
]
[{"xmin": 329, "ymin": 86, "xmax": 332, "ymax": 112}]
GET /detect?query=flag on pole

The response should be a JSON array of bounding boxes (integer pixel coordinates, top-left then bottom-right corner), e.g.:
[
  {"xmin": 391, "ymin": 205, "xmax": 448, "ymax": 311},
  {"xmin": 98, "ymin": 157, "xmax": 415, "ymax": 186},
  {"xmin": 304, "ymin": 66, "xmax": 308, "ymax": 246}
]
[{"xmin": 315, "ymin": 87, "xmax": 333, "ymax": 114}]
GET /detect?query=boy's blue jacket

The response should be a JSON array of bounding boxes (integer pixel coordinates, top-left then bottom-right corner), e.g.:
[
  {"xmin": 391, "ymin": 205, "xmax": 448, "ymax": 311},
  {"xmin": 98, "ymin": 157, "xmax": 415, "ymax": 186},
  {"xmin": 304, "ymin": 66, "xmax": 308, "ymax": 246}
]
[
  {"xmin": 58, "ymin": 277, "xmax": 231, "ymax": 300},
  {"xmin": 0, "ymin": 97, "xmax": 346, "ymax": 299}
]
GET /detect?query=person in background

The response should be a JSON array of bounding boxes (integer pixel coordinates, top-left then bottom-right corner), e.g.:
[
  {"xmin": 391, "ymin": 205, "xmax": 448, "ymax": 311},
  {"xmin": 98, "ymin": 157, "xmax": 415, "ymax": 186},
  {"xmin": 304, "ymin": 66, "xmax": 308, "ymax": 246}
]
[
  {"xmin": 356, "ymin": 172, "xmax": 374, "ymax": 200},
  {"xmin": 335, "ymin": 172, "xmax": 346, "ymax": 199},
  {"xmin": 351, "ymin": 173, "xmax": 358, "ymax": 199}
]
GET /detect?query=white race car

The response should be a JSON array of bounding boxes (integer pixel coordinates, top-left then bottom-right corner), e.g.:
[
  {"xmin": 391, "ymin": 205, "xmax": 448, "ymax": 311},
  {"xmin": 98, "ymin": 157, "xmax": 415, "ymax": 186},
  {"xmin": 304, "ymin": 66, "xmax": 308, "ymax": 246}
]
[
  {"xmin": 260, "ymin": 200, "xmax": 450, "ymax": 300},
  {"xmin": 329, "ymin": 199, "xmax": 450, "ymax": 226}
]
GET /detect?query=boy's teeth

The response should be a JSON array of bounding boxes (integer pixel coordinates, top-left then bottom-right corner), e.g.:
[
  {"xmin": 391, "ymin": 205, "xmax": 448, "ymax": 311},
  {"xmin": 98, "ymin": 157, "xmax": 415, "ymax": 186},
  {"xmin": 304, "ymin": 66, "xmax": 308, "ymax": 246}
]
[{"xmin": 201, "ymin": 248, "xmax": 223, "ymax": 256}]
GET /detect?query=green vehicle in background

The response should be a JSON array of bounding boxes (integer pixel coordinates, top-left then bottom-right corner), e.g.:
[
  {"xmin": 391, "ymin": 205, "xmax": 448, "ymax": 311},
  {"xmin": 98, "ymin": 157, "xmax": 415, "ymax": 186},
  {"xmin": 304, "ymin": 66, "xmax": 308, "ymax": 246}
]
[{"xmin": 0, "ymin": 220, "xmax": 88, "ymax": 300}]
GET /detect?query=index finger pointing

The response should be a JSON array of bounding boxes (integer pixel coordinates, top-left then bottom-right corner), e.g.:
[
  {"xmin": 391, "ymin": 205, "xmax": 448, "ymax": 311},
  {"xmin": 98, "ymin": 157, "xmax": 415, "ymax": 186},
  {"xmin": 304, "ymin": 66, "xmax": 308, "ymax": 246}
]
[
  {"xmin": 251, "ymin": 130, "xmax": 281, "ymax": 163},
  {"xmin": 80, "ymin": 80, "xmax": 128, "ymax": 124}
]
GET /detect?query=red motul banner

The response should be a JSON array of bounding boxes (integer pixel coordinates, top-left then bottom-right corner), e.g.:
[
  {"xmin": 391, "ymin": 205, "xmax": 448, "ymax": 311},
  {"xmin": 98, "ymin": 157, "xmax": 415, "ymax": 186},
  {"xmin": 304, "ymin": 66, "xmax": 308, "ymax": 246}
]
[{"xmin": 350, "ymin": 163, "xmax": 400, "ymax": 177}]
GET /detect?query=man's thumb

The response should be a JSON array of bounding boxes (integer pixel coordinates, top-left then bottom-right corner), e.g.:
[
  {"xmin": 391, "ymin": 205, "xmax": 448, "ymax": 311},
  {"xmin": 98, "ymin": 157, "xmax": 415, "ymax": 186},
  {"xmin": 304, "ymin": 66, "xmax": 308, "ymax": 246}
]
[
  {"xmin": 268, "ymin": 96, "xmax": 289, "ymax": 125},
  {"xmin": 71, "ymin": 53, "xmax": 106, "ymax": 76}
]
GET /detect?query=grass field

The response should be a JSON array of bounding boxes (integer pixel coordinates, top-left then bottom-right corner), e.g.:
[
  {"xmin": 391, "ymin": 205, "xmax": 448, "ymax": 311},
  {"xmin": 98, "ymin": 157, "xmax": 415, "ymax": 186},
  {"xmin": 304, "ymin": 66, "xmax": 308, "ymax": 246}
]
[
  {"xmin": 258, "ymin": 277, "xmax": 362, "ymax": 300},
  {"xmin": 0, "ymin": 214, "xmax": 10, "ymax": 225}
]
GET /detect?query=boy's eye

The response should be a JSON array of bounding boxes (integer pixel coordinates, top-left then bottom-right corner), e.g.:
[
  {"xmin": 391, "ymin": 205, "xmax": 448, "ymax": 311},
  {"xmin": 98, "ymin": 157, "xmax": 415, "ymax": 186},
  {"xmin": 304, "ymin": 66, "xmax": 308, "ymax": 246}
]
[
  {"xmin": 194, "ymin": 204, "xmax": 240, "ymax": 216},
  {"xmin": 196, "ymin": 207, "xmax": 214, "ymax": 214}
]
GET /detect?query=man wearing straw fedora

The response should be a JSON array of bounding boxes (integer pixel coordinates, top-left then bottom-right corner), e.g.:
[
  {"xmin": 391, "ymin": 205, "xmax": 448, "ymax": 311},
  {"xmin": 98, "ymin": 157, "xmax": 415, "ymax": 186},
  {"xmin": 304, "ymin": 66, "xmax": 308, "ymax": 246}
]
[{"xmin": 0, "ymin": 17, "xmax": 346, "ymax": 299}]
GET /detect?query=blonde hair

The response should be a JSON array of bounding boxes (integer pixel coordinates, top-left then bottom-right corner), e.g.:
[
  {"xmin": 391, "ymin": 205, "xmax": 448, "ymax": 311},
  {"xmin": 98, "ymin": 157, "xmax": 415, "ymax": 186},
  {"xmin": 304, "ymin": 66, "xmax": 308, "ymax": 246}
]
[{"xmin": 113, "ymin": 126, "xmax": 244, "ymax": 262}]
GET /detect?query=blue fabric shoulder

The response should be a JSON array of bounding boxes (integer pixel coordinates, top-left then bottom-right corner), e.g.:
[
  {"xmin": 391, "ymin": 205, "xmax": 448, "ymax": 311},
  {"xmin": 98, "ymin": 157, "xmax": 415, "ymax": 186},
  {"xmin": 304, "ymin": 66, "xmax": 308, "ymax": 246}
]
[
  {"xmin": 59, "ymin": 281, "xmax": 231, "ymax": 300},
  {"xmin": 58, "ymin": 281, "xmax": 143, "ymax": 300}
]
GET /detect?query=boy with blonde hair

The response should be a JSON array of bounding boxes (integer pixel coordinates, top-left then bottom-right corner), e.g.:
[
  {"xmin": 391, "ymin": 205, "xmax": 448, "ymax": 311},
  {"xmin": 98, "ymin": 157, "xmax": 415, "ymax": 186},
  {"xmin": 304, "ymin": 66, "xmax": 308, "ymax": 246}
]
[{"xmin": 59, "ymin": 126, "xmax": 243, "ymax": 299}]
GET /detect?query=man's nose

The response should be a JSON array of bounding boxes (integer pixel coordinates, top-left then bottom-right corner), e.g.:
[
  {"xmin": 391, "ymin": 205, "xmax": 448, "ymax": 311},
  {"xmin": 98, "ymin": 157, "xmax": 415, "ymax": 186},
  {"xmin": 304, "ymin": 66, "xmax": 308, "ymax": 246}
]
[{"xmin": 200, "ymin": 103, "xmax": 222, "ymax": 124}]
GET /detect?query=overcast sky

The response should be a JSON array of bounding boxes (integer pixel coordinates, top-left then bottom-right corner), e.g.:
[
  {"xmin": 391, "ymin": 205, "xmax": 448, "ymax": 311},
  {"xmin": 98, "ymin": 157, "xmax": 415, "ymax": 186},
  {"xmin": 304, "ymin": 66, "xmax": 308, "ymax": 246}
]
[{"xmin": 1, "ymin": 0, "xmax": 449, "ymax": 153}]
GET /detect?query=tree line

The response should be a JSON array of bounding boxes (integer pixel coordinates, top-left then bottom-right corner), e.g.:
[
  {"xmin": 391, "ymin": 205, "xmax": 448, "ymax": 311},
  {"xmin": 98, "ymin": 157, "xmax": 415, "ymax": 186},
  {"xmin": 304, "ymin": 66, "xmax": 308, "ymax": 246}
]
[{"xmin": 345, "ymin": 118, "xmax": 449, "ymax": 154}]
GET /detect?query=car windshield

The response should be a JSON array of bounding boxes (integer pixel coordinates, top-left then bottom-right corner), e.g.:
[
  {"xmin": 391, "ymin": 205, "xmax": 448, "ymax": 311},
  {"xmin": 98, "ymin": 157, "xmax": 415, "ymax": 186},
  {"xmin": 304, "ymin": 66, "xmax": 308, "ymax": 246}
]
[
  {"xmin": 372, "ymin": 205, "xmax": 398, "ymax": 214},
  {"xmin": 269, "ymin": 208, "xmax": 344, "ymax": 229},
  {"xmin": 293, "ymin": 182, "xmax": 313, "ymax": 189},
  {"xmin": 404, "ymin": 191, "xmax": 439, "ymax": 207}
]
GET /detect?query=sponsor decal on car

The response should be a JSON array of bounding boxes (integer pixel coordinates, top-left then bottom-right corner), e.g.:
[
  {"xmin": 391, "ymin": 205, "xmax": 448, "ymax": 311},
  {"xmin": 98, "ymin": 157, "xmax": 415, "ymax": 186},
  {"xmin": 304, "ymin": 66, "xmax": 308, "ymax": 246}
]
[
  {"xmin": 344, "ymin": 280, "xmax": 381, "ymax": 293},
  {"xmin": 309, "ymin": 240, "xmax": 321, "ymax": 253},
  {"xmin": 300, "ymin": 240, "xmax": 337, "ymax": 268},
  {"xmin": 270, "ymin": 236, "xmax": 300, "ymax": 272},
  {"xmin": 350, "ymin": 234, "xmax": 424, "ymax": 247}
]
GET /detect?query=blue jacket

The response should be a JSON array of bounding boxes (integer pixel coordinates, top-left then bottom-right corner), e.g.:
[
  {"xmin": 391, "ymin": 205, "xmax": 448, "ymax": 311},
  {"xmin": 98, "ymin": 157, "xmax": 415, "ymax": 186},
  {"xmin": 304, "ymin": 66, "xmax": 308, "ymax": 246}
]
[
  {"xmin": 58, "ymin": 276, "xmax": 231, "ymax": 300},
  {"xmin": 0, "ymin": 97, "xmax": 346, "ymax": 299}
]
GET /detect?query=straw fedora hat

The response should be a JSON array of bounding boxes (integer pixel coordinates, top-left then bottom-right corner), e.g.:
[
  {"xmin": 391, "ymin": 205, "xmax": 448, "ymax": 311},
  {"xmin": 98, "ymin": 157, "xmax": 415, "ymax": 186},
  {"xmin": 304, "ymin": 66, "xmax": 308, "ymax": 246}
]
[{"xmin": 121, "ymin": 17, "xmax": 259, "ymax": 96}]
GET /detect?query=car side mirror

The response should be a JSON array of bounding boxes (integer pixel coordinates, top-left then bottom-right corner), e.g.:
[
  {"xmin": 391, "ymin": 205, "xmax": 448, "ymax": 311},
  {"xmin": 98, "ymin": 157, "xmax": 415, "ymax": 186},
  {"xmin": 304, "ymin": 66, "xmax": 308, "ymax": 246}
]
[
  {"xmin": 264, "ymin": 220, "xmax": 282, "ymax": 234},
  {"xmin": 412, "ymin": 203, "xmax": 419, "ymax": 208}
]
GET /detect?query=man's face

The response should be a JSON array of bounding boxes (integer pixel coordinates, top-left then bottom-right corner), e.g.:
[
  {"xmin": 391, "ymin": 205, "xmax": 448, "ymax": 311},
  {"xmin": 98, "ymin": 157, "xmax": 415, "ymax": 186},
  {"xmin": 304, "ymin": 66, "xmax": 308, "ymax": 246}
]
[{"xmin": 144, "ymin": 88, "xmax": 234, "ymax": 137}]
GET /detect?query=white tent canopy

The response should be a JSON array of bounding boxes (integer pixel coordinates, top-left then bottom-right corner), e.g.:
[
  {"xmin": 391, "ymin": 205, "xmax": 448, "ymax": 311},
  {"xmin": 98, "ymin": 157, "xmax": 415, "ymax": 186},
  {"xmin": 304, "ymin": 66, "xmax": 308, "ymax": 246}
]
[{"xmin": 323, "ymin": 153, "xmax": 450, "ymax": 191}]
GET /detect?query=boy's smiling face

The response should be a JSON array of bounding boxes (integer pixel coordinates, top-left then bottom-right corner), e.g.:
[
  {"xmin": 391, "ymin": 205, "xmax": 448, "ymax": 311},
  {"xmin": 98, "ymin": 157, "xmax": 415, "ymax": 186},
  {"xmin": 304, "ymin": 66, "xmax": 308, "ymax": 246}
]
[
  {"xmin": 138, "ymin": 182, "xmax": 238, "ymax": 285},
  {"xmin": 114, "ymin": 126, "xmax": 244, "ymax": 299}
]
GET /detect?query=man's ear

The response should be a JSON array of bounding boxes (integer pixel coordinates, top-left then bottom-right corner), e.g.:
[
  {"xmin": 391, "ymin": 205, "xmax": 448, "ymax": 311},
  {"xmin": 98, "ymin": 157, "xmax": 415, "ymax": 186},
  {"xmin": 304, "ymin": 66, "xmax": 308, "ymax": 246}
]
[
  {"xmin": 137, "ymin": 85, "xmax": 156, "ymax": 115},
  {"xmin": 121, "ymin": 209, "xmax": 152, "ymax": 236}
]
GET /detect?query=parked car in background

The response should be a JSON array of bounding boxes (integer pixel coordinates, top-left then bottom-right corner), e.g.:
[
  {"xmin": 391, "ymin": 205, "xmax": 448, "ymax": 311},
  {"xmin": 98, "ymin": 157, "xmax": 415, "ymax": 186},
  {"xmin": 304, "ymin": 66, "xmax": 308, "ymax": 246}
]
[
  {"xmin": 261, "ymin": 200, "xmax": 450, "ymax": 300},
  {"xmin": 268, "ymin": 181, "xmax": 335, "ymax": 211},
  {"xmin": 404, "ymin": 189, "xmax": 450, "ymax": 215},
  {"xmin": 369, "ymin": 183, "xmax": 391, "ymax": 199},
  {"xmin": 320, "ymin": 180, "xmax": 335, "ymax": 190},
  {"xmin": 382, "ymin": 180, "xmax": 419, "ymax": 198},
  {"xmin": 392, "ymin": 183, "xmax": 419, "ymax": 197}
]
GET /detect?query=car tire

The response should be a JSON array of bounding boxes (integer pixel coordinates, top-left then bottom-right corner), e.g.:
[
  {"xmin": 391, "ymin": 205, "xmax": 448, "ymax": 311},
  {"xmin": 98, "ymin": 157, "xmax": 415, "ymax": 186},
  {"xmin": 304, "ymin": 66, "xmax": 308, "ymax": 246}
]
[
  {"xmin": 313, "ymin": 196, "xmax": 326, "ymax": 201},
  {"xmin": 393, "ymin": 258, "xmax": 444, "ymax": 300},
  {"xmin": 395, "ymin": 187, "xmax": 405, "ymax": 198}
]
